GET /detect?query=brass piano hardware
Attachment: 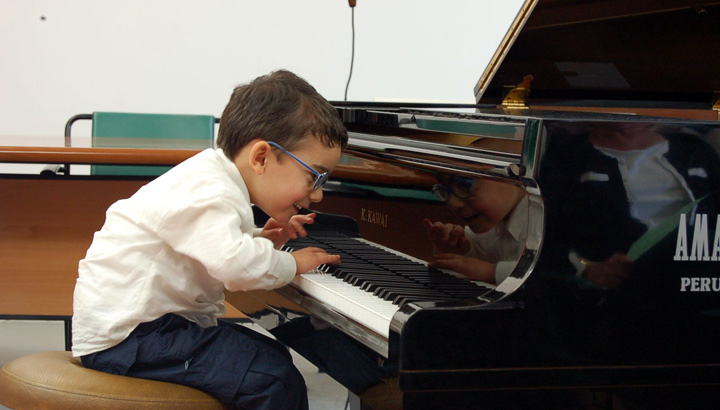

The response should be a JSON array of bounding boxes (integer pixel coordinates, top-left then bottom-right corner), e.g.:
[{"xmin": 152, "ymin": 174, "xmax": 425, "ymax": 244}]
[
  {"xmin": 473, "ymin": 0, "xmax": 538, "ymax": 100},
  {"xmin": 507, "ymin": 163, "xmax": 526, "ymax": 178},
  {"xmin": 713, "ymin": 92, "xmax": 720, "ymax": 121},
  {"xmin": 501, "ymin": 74, "xmax": 534, "ymax": 110}
]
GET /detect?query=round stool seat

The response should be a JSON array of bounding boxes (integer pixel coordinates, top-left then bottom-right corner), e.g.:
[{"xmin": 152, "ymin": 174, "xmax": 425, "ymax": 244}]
[{"xmin": 0, "ymin": 351, "xmax": 229, "ymax": 410}]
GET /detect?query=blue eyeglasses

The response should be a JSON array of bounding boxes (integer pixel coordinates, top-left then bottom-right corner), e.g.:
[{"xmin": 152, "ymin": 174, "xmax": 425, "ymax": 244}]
[
  {"xmin": 267, "ymin": 141, "xmax": 329, "ymax": 190},
  {"xmin": 431, "ymin": 176, "xmax": 474, "ymax": 201}
]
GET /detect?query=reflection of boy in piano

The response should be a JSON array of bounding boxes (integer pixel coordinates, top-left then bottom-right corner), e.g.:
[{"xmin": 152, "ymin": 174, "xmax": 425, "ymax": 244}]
[
  {"xmin": 423, "ymin": 174, "xmax": 528, "ymax": 285},
  {"xmin": 72, "ymin": 70, "xmax": 347, "ymax": 410}
]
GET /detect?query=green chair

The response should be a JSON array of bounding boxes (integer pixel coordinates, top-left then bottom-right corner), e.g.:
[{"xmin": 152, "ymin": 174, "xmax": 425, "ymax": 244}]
[{"xmin": 65, "ymin": 112, "xmax": 217, "ymax": 176}]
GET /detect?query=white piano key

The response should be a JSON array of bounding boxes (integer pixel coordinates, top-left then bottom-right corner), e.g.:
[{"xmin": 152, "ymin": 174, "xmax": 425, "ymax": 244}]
[{"xmin": 292, "ymin": 271, "xmax": 399, "ymax": 338}]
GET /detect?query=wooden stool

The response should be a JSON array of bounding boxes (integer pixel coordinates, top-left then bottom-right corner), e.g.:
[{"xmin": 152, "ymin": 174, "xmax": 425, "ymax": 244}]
[{"xmin": 0, "ymin": 351, "xmax": 230, "ymax": 410}]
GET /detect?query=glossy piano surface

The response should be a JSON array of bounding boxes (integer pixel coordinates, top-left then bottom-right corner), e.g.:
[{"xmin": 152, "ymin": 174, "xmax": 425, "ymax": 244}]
[{"xmin": 224, "ymin": 104, "xmax": 720, "ymax": 409}]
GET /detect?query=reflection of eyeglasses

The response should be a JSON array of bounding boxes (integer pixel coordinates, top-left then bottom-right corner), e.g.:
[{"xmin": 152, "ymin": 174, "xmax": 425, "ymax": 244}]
[
  {"xmin": 431, "ymin": 176, "xmax": 474, "ymax": 201},
  {"xmin": 267, "ymin": 141, "xmax": 329, "ymax": 190}
]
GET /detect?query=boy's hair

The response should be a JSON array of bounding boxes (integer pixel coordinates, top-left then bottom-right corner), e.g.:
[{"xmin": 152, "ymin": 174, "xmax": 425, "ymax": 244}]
[{"xmin": 217, "ymin": 70, "xmax": 348, "ymax": 160}]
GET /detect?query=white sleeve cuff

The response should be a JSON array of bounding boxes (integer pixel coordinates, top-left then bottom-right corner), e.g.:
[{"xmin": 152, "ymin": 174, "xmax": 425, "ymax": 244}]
[
  {"xmin": 270, "ymin": 250, "xmax": 297, "ymax": 287},
  {"xmin": 494, "ymin": 260, "xmax": 517, "ymax": 284}
]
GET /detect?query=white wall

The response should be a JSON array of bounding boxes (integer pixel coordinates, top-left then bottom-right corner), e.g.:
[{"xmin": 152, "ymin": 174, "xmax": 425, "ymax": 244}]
[{"xmin": 0, "ymin": 0, "xmax": 525, "ymax": 139}]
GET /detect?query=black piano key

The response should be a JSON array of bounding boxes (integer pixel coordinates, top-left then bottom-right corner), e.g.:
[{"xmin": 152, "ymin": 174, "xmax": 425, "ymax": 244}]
[
  {"xmin": 376, "ymin": 264, "xmax": 429, "ymax": 271},
  {"xmin": 315, "ymin": 264, "xmax": 331, "ymax": 273},
  {"xmin": 343, "ymin": 271, "xmax": 400, "ymax": 280},
  {"xmin": 347, "ymin": 274, "xmax": 419, "ymax": 288},
  {"xmin": 375, "ymin": 288, "xmax": 445, "ymax": 302},
  {"xmin": 361, "ymin": 280, "xmax": 427, "ymax": 293},
  {"xmin": 350, "ymin": 253, "xmax": 406, "ymax": 260},
  {"xmin": 376, "ymin": 286, "xmax": 448, "ymax": 301},
  {"xmin": 336, "ymin": 263, "xmax": 388, "ymax": 270},
  {"xmin": 361, "ymin": 282, "xmax": 385, "ymax": 293},
  {"xmin": 364, "ymin": 279, "xmax": 429, "ymax": 290},
  {"xmin": 344, "ymin": 272, "xmax": 413, "ymax": 282},
  {"xmin": 347, "ymin": 274, "xmax": 389, "ymax": 287},
  {"xmin": 395, "ymin": 294, "xmax": 458, "ymax": 307},
  {"xmin": 337, "ymin": 269, "xmax": 391, "ymax": 279}
]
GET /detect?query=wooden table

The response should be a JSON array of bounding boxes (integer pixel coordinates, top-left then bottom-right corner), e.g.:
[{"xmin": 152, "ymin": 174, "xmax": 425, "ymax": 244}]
[{"xmin": 0, "ymin": 139, "xmax": 246, "ymax": 350}]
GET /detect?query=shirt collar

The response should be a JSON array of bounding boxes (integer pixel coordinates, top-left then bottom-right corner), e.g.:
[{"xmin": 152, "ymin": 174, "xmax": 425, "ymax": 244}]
[
  {"xmin": 214, "ymin": 148, "xmax": 250, "ymax": 203},
  {"xmin": 504, "ymin": 195, "xmax": 528, "ymax": 241}
]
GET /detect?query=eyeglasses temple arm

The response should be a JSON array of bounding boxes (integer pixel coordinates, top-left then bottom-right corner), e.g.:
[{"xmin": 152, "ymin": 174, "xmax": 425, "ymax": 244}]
[{"xmin": 267, "ymin": 141, "xmax": 320, "ymax": 176}]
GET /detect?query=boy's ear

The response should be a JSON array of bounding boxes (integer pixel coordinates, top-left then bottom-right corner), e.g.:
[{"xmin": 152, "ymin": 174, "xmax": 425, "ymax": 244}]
[{"xmin": 248, "ymin": 140, "xmax": 271, "ymax": 175}]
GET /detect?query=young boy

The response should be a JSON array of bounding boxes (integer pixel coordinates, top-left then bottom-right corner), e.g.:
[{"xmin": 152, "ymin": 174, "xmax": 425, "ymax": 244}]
[
  {"xmin": 71, "ymin": 70, "xmax": 348, "ymax": 410},
  {"xmin": 423, "ymin": 174, "xmax": 528, "ymax": 285}
]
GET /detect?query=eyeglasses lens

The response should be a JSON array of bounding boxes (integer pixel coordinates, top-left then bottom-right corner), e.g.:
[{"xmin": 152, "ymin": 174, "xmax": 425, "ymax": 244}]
[
  {"xmin": 431, "ymin": 177, "xmax": 474, "ymax": 201},
  {"xmin": 313, "ymin": 173, "xmax": 329, "ymax": 190},
  {"xmin": 453, "ymin": 178, "xmax": 474, "ymax": 199}
]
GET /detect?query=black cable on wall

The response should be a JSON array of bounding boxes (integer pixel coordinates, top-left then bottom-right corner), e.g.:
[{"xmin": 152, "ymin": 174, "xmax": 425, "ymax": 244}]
[{"xmin": 344, "ymin": 1, "xmax": 356, "ymax": 101}]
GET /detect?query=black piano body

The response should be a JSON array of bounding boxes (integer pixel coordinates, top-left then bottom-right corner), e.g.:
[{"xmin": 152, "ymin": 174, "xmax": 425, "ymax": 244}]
[
  {"xmin": 231, "ymin": 108, "xmax": 720, "ymax": 409},
  {"xmin": 225, "ymin": 1, "xmax": 720, "ymax": 408}
]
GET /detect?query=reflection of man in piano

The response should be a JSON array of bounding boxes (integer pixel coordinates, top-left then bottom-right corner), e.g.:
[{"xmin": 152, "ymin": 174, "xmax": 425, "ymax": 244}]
[
  {"xmin": 72, "ymin": 70, "xmax": 347, "ymax": 410},
  {"xmin": 538, "ymin": 120, "xmax": 720, "ymax": 361},
  {"xmin": 540, "ymin": 121, "xmax": 720, "ymax": 288},
  {"xmin": 422, "ymin": 174, "xmax": 528, "ymax": 285}
]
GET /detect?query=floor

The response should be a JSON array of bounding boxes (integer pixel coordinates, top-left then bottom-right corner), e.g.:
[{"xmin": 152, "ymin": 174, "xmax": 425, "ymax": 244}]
[{"xmin": 0, "ymin": 319, "xmax": 350, "ymax": 410}]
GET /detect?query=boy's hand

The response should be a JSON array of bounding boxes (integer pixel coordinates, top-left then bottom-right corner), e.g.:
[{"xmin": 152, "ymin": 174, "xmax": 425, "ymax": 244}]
[
  {"xmin": 261, "ymin": 213, "xmax": 316, "ymax": 248},
  {"xmin": 422, "ymin": 218, "xmax": 470, "ymax": 255},
  {"xmin": 429, "ymin": 253, "xmax": 497, "ymax": 284},
  {"xmin": 292, "ymin": 247, "xmax": 341, "ymax": 274}
]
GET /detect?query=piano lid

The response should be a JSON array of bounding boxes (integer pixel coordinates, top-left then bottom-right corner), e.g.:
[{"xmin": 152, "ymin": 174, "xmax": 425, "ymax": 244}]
[{"xmin": 475, "ymin": 0, "xmax": 720, "ymax": 110}]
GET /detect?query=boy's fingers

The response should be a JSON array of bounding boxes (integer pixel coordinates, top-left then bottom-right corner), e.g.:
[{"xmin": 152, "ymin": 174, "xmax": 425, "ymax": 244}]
[
  {"xmin": 304, "ymin": 247, "xmax": 341, "ymax": 264},
  {"xmin": 447, "ymin": 232, "xmax": 460, "ymax": 246},
  {"xmin": 287, "ymin": 214, "xmax": 315, "ymax": 235},
  {"xmin": 422, "ymin": 218, "xmax": 433, "ymax": 230},
  {"xmin": 264, "ymin": 227, "xmax": 283, "ymax": 239},
  {"xmin": 279, "ymin": 226, "xmax": 297, "ymax": 239},
  {"xmin": 323, "ymin": 254, "xmax": 341, "ymax": 264},
  {"xmin": 292, "ymin": 224, "xmax": 307, "ymax": 238},
  {"xmin": 292, "ymin": 213, "xmax": 315, "ymax": 225},
  {"xmin": 441, "ymin": 226, "xmax": 455, "ymax": 242}
]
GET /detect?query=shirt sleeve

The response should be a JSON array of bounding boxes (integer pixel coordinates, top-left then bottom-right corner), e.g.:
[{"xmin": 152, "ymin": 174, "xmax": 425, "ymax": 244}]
[
  {"xmin": 156, "ymin": 195, "xmax": 296, "ymax": 292},
  {"xmin": 494, "ymin": 260, "xmax": 518, "ymax": 284},
  {"xmin": 463, "ymin": 226, "xmax": 489, "ymax": 260}
]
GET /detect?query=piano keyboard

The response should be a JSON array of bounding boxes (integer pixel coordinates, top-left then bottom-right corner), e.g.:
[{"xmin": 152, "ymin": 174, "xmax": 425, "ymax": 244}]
[{"xmin": 282, "ymin": 232, "xmax": 494, "ymax": 338}]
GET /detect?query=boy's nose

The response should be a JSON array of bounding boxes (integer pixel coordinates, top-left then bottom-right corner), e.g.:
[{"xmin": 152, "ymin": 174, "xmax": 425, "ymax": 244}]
[{"xmin": 309, "ymin": 187, "xmax": 324, "ymax": 203}]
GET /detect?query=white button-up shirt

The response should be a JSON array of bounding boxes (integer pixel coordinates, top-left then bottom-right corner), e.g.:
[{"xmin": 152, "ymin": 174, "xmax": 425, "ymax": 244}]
[
  {"xmin": 464, "ymin": 196, "xmax": 528, "ymax": 284},
  {"xmin": 72, "ymin": 148, "xmax": 296, "ymax": 357}
]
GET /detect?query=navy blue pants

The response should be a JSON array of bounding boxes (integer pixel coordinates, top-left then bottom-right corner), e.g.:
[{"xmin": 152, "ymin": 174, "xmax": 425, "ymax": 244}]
[{"xmin": 80, "ymin": 314, "xmax": 308, "ymax": 410}]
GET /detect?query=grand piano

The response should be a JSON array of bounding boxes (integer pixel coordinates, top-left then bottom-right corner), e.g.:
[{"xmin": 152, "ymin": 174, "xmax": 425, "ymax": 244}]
[{"xmin": 225, "ymin": 1, "xmax": 720, "ymax": 408}]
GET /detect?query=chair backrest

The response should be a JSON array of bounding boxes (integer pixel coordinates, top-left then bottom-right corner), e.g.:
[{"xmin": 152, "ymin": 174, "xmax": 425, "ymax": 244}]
[{"xmin": 91, "ymin": 112, "xmax": 216, "ymax": 176}]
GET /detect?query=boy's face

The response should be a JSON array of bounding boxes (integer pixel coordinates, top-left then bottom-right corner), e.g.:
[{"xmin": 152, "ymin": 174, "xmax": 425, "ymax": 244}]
[
  {"xmin": 253, "ymin": 136, "xmax": 342, "ymax": 224},
  {"xmin": 444, "ymin": 177, "xmax": 525, "ymax": 234}
]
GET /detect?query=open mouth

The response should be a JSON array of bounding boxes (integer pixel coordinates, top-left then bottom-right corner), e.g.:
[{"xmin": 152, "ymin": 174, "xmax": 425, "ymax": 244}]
[
  {"xmin": 461, "ymin": 211, "xmax": 480, "ymax": 222},
  {"xmin": 293, "ymin": 203, "xmax": 303, "ymax": 213}
]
